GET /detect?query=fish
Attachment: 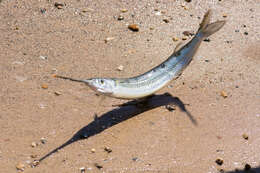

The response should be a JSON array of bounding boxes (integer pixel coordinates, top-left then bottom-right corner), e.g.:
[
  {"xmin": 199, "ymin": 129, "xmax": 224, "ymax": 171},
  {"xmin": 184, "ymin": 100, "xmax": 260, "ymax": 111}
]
[{"xmin": 55, "ymin": 10, "xmax": 225, "ymax": 100}]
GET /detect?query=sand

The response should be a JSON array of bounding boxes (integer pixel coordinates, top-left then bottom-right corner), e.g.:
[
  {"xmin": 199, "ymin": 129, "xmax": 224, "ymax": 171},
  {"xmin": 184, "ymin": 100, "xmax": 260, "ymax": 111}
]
[{"xmin": 0, "ymin": 0, "xmax": 260, "ymax": 172}]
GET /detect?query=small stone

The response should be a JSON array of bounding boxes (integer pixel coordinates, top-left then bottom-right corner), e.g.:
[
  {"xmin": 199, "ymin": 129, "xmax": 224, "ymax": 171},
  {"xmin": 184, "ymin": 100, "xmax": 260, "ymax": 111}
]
[
  {"xmin": 203, "ymin": 38, "xmax": 211, "ymax": 42},
  {"xmin": 172, "ymin": 37, "xmax": 179, "ymax": 42},
  {"xmin": 182, "ymin": 36, "xmax": 188, "ymax": 40},
  {"xmin": 222, "ymin": 13, "xmax": 228, "ymax": 18},
  {"xmin": 54, "ymin": 2, "xmax": 64, "ymax": 9},
  {"xmin": 117, "ymin": 65, "xmax": 124, "ymax": 71},
  {"xmin": 165, "ymin": 105, "xmax": 175, "ymax": 112},
  {"xmin": 132, "ymin": 157, "xmax": 138, "ymax": 161},
  {"xmin": 91, "ymin": 148, "xmax": 96, "ymax": 153},
  {"xmin": 149, "ymin": 27, "xmax": 154, "ymax": 30},
  {"xmin": 242, "ymin": 133, "xmax": 249, "ymax": 140},
  {"xmin": 235, "ymin": 29, "xmax": 239, "ymax": 32},
  {"xmin": 120, "ymin": 9, "xmax": 128, "ymax": 13},
  {"xmin": 41, "ymin": 84, "xmax": 48, "ymax": 89},
  {"xmin": 155, "ymin": 11, "xmax": 162, "ymax": 16},
  {"xmin": 220, "ymin": 91, "xmax": 228, "ymax": 98},
  {"xmin": 183, "ymin": 6, "xmax": 189, "ymax": 10},
  {"xmin": 216, "ymin": 158, "xmax": 224, "ymax": 165},
  {"xmin": 54, "ymin": 91, "xmax": 62, "ymax": 96},
  {"xmin": 16, "ymin": 163, "xmax": 25, "ymax": 171},
  {"xmin": 30, "ymin": 154, "xmax": 37, "ymax": 158},
  {"xmin": 161, "ymin": 10, "xmax": 166, "ymax": 14},
  {"xmin": 128, "ymin": 24, "xmax": 139, "ymax": 32},
  {"xmin": 104, "ymin": 146, "xmax": 112, "ymax": 153},
  {"xmin": 79, "ymin": 167, "xmax": 86, "ymax": 173},
  {"xmin": 40, "ymin": 8, "xmax": 46, "ymax": 14},
  {"xmin": 15, "ymin": 76, "xmax": 27, "ymax": 82},
  {"xmin": 218, "ymin": 168, "xmax": 225, "ymax": 173},
  {"xmin": 244, "ymin": 163, "xmax": 251, "ymax": 171},
  {"xmin": 94, "ymin": 163, "xmax": 103, "ymax": 169},
  {"xmin": 244, "ymin": 31, "xmax": 248, "ymax": 35},
  {"xmin": 39, "ymin": 55, "xmax": 47, "ymax": 60},
  {"xmin": 31, "ymin": 160, "xmax": 39, "ymax": 167},
  {"xmin": 183, "ymin": 31, "xmax": 194, "ymax": 36},
  {"xmin": 185, "ymin": 0, "xmax": 192, "ymax": 2},
  {"xmin": 117, "ymin": 15, "xmax": 124, "ymax": 20},
  {"xmin": 40, "ymin": 137, "xmax": 47, "ymax": 144},
  {"xmin": 104, "ymin": 37, "xmax": 115, "ymax": 43},
  {"xmin": 163, "ymin": 19, "xmax": 169, "ymax": 23},
  {"xmin": 31, "ymin": 142, "xmax": 37, "ymax": 147}
]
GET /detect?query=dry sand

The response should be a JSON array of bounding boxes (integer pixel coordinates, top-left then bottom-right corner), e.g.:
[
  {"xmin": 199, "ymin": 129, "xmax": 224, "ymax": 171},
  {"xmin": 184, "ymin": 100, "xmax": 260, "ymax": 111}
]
[{"xmin": 0, "ymin": 0, "xmax": 260, "ymax": 172}]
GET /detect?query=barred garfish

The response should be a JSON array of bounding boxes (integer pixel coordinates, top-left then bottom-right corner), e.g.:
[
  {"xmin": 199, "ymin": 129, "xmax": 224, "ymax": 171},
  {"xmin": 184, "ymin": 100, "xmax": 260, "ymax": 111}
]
[{"xmin": 56, "ymin": 10, "xmax": 225, "ymax": 99}]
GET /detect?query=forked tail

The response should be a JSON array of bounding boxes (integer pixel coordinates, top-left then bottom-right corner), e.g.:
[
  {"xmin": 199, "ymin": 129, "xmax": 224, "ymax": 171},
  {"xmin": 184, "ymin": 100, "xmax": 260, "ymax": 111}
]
[{"xmin": 197, "ymin": 10, "xmax": 226, "ymax": 38}]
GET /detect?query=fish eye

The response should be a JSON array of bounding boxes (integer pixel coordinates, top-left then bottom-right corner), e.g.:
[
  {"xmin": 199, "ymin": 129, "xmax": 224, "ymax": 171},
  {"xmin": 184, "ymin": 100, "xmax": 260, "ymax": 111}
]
[{"xmin": 100, "ymin": 79, "xmax": 104, "ymax": 84}]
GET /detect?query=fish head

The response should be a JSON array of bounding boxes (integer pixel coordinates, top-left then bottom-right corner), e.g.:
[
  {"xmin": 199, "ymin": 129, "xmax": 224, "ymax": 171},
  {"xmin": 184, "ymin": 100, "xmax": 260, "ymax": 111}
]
[{"xmin": 84, "ymin": 78, "xmax": 116, "ymax": 96}]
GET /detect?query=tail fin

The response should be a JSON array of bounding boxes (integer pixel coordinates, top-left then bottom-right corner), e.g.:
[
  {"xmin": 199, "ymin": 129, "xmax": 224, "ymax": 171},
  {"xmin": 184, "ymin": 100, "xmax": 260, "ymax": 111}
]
[{"xmin": 197, "ymin": 10, "xmax": 226, "ymax": 38}]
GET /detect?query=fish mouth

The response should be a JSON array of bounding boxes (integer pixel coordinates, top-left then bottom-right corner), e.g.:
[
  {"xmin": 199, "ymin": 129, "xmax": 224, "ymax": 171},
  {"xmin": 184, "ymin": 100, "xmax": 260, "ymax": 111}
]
[{"xmin": 84, "ymin": 79, "xmax": 113, "ymax": 95}]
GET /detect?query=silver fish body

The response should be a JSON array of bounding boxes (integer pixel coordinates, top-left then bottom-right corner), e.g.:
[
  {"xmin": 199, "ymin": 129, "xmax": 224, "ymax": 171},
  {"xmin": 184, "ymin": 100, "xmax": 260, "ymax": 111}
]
[
  {"xmin": 56, "ymin": 10, "xmax": 225, "ymax": 100},
  {"xmin": 111, "ymin": 36, "xmax": 203, "ymax": 99}
]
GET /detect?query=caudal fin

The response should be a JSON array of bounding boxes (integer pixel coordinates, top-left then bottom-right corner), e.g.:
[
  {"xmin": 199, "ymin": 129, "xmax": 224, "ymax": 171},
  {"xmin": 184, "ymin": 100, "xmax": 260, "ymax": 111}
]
[{"xmin": 197, "ymin": 10, "xmax": 226, "ymax": 38}]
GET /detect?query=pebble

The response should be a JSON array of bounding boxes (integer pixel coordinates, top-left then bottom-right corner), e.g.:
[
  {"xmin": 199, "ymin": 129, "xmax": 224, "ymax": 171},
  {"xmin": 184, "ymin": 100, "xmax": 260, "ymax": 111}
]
[
  {"xmin": 39, "ymin": 55, "xmax": 47, "ymax": 60},
  {"xmin": 244, "ymin": 31, "xmax": 248, "ymax": 35},
  {"xmin": 203, "ymin": 38, "xmax": 211, "ymax": 42},
  {"xmin": 220, "ymin": 91, "xmax": 228, "ymax": 98},
  {"xmin": 155, "ymin": 11, "xmax": 162, "ymax": 16},
  {"xmin": 117, "ymin": 15, "xmax": 124, "ymax": 20},
  {"xmin": 244, "ymin": 163, "xmax": 251, "ymax": 171},
  {"xmin": 128, "ymin": 24, "xmax": 139, "ymax": 32},
  {"xmin": 31, "ymin": 160, "xmax": 39, "ymax": 167},
  {"xmin": 242, "ymin": 133, "xmax": 249, "ymax": 140},
  {"xmin": 40, "ymin": 137, "xmax": 47, "ymax": 144},
  {"xmin": 40, "ymin": 8, "xmax": 46, "ymax": 14},
  {"xmin": 185, "ymin": 0, "xmax": 192, "ymax": 2},
  {"xmin": 120, "ymin": 9, "xmax": 128, "ymax": 13},
  {"xmin": 132, "ymin": 157, "xmax": 138, "ymax": 161},
  {"xmin": 94, "ymin": 163, "xmax": 103, "ymax": 169},
  {"xmin": 104, "ymin": 37, "xmax": 115, "ymax": 43},
  {"xmin": 216, "ymin": 158, "xmax": 224, "ymax": 165},
  {"xmin": 182, "ymin": 36, "xmax": 188, "ymax": 40},
  {"xmin": 54, "ymin": 2, "xmax": 64, "ymax": 9},
  {"xmin": 172, "ymin": 37, "xmax": 179, "ymax": 42},
  {"xmin": 181, "ymin": 4, "xmax": 189, "ymax": 10},
  {"xmin": 54, "ymin": 91, "xmax": 62, "ymax": 96},
  {"xmin": 31, "ymin": 142, "xmax": 37, "ymax": 147},
  {"xmin": 16, "ymin": 163, "xmax": 25, "ymax": 171},
  {"xmin": 163, "ymin": 19, "xmax": 169, "ymax": 23},
  {"xmin": 183, "ymin": 31, "xmax": 194, "ymax": 36},
  {"xmin": 117, "ymin": 65, "xmax": 124, "ymax": 71},
  {"xmin": 91, "ymin": 148, "xmax": 96, "ymax": 153},
  {"xmin": 79, "ymin": 167, "xmax": 86, "ymax": 173},
  {"xmin": 15, "ymin": 76, "xmax": 27, "ymax": 82},
  {"xmin": 183, "ymin": 6, "xmax": 189, "ymax": 10},
  {"xmin": 165, "ymin": 105, "xmax": 175, "ymax": 112},
  {"xmin": 41, "ymin": 84, "xmax": 48, "ymax": 89},
  {"xmin": 104, "ymin": 146, "xmax": 112, "ymax": 153},
  {"xmin": 222, "ymin": 13, "xmax": 228, "ymax": 18},
  {"xmin": 30, "ymin": 154, "xmax": 37, "ymax": 158},
  {"xmin": 235, "ymin": 29, "xmax": 239, "ymax": 32}
]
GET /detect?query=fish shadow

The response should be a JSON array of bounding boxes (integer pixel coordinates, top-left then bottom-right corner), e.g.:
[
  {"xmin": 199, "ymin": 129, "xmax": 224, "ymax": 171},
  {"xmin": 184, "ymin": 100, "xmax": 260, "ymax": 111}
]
[
  {"xmin": 225, "ymin": 166, "xmax": 260, "ymax": 173},
  {"xmin": 37, "ymin": 92, "xmax": 196, "ymax": 163}
]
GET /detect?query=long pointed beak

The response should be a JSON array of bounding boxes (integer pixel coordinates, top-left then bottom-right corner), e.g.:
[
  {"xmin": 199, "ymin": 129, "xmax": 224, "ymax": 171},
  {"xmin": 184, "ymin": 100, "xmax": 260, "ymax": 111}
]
[{"xmin": 54, "ymin": 75, "xmax": 91, "ymax": 84}]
